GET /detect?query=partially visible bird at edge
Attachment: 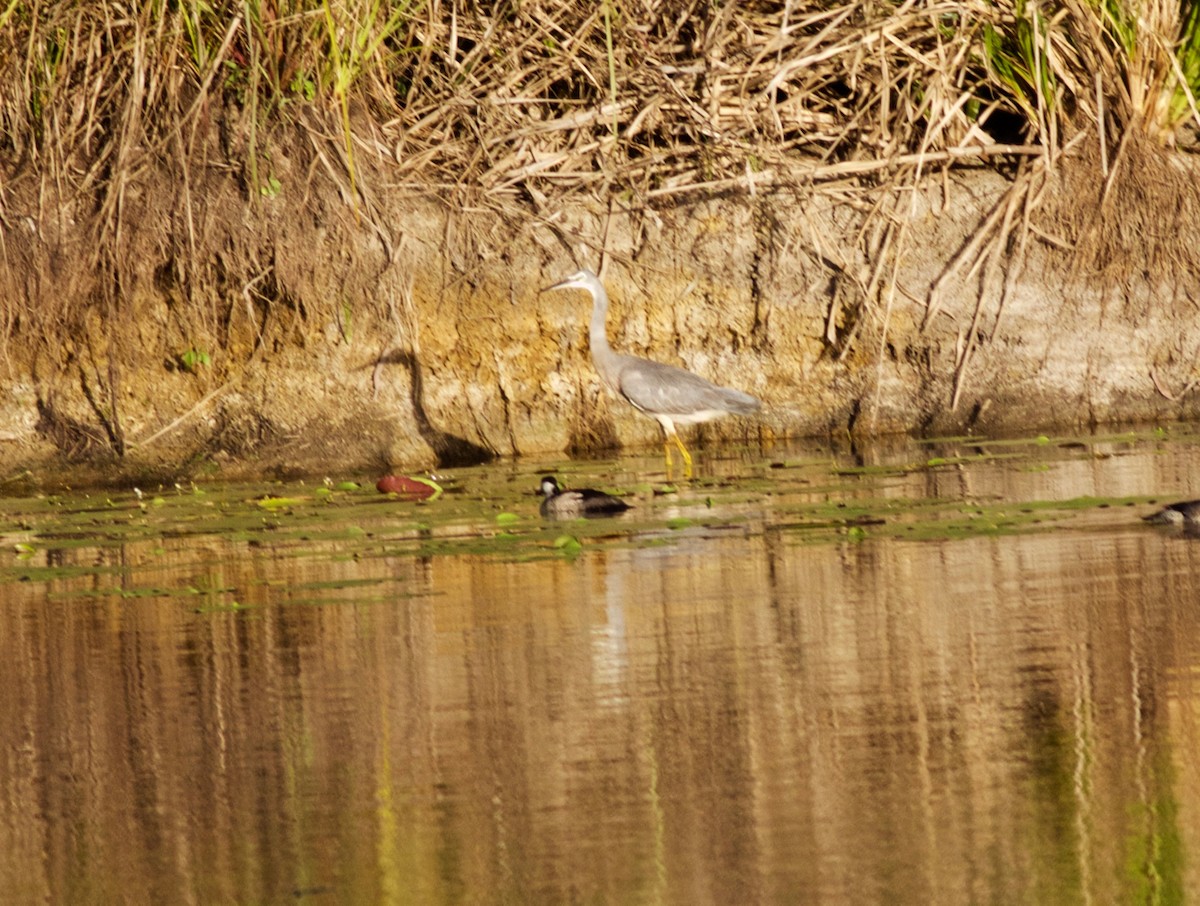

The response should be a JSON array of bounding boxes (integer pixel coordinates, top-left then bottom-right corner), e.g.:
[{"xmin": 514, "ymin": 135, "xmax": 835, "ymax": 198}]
[
  {"xmin": 1144, "ymin": 500, "xmax": 1200, "ymax": 529},
  {"xmin": 544, "ymin": 268, "xmax": 761, "ymax": 478},
  {"xmin": 539, "ymin": 475, "xmax": 632, "ymax": 519}
]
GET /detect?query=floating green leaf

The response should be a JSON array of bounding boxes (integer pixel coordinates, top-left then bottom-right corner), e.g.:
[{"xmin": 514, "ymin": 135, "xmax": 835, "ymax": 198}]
[
  {"xmin": 553, "ymin": 535, "xmax": 582, "ymax": 555},
  {"xmin": 257, "ymin": 496, "xmax": 306, "ymax": 511}
]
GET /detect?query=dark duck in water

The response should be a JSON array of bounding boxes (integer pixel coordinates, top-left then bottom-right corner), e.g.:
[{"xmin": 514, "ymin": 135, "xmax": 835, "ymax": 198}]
[{"xmin": 538, "ymin": 475, "xmax": 632, "ymax": 519}]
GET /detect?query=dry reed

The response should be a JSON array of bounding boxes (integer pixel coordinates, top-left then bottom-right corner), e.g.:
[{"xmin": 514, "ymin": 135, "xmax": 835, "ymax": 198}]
[{"xmin": 4, "ymin": 2, "xmax": 1194, "ymax": 208}]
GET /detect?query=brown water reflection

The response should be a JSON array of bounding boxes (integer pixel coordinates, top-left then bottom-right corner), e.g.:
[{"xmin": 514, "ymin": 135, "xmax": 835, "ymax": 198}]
[{"xmin": 2, "ymin": 435, "xmax": 1200, "ymax": 904}]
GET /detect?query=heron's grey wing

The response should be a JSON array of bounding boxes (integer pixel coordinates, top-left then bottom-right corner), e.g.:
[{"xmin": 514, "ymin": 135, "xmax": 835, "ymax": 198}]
[{"xmin": 616, "ymin": 356, "xmax": 755, "ymax": 416}]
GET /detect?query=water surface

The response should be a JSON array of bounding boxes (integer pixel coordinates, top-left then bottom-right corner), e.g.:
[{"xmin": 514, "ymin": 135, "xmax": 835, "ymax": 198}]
[{"xmin": 2, "ymin": 428, "xmax": 1199, "ymax": 904}]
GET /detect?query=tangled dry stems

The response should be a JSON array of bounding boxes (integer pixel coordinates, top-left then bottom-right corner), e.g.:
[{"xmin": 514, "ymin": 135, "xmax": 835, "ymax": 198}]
[{"xmin": 11, "ymin": 1, "xmax": 1193, "ymax": 209}]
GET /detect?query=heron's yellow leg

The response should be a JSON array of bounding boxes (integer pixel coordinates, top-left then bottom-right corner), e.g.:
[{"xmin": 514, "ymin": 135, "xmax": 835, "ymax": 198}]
[{"xmin": 671, "ymin": 433, "xmax": 694, "ymax": 479}]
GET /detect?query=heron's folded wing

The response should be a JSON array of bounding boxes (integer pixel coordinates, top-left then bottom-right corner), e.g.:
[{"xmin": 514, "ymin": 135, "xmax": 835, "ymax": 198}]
[{"xmin": 617, "ymin": 358, "xmax": 735, "ymax": 416}]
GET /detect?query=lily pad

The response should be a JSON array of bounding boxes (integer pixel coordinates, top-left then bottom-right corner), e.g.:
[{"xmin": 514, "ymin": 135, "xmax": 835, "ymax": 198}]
[{"xmin": 376, "ymin": 475, "xmax": 442, "ymax": 500}]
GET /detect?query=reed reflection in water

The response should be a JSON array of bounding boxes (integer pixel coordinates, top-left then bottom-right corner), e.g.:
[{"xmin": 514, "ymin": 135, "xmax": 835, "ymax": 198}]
[{"xmin": 0, "ymin": 444, "xmax": 1199, "ymax": 903}]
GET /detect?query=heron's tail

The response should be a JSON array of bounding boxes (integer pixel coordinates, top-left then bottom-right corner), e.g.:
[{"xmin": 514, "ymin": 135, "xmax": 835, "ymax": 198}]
[{"xmin": 721, "ymin": 387, "xmax": 762, "ymax": 415}]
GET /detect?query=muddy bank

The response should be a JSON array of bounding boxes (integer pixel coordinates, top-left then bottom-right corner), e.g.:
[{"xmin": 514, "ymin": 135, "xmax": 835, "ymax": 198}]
[{"xmin": 1, "ymin": 157, "xmax": 1198, "ymax": 483}]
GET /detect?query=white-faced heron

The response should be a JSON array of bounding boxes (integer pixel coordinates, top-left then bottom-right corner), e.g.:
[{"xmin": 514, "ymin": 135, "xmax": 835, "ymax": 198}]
[
  {"xmin": 538, "ymin": 475, "xmax": 632, "ymax": 519},
  {"xmin": 545, "ymin": 268, "xmax": 761, "ymax": 477}
]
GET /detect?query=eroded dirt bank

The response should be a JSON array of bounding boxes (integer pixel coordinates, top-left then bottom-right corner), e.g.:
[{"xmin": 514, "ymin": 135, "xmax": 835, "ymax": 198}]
[{"xmin": 2, "ymin": 158, "xmax": 1198, "ymax": 483}]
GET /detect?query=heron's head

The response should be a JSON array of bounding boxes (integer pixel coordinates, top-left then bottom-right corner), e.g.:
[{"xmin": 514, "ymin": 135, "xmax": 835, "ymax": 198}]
[{"xmin": 543, "ymin": 269, "xmax": 597, "ymax": 293}]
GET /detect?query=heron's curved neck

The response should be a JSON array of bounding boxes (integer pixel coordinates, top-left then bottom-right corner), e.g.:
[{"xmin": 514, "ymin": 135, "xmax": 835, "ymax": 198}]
[{"xmin": 588, "ymin": 284, "xmax": 619, "ymax": 374}]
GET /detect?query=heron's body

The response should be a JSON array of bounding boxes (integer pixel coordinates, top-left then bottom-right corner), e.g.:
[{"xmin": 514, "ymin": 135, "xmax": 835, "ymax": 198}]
[
  {"xmin": 546, "ymin": 268, "xmax": 761, "ymax": 476},
  {"xmin": 539, "ymin": 475, "xmax": 631, "ymax": 519},
  {"xmin": 1144, "ymin": 500, "xmax": 1200, "ymax": 527}
]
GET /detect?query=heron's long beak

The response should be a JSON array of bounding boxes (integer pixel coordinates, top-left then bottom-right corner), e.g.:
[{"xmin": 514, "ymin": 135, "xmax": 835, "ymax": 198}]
[{"xmin": 541, "ymin": 277, "xmax": 573, "ymax": 293}]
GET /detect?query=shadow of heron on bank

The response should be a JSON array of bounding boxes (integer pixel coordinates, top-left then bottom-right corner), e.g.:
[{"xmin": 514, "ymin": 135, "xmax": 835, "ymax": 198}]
[{"xmin": 371, "ymin": 348, "xmax": 495, "ymax": 469}]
